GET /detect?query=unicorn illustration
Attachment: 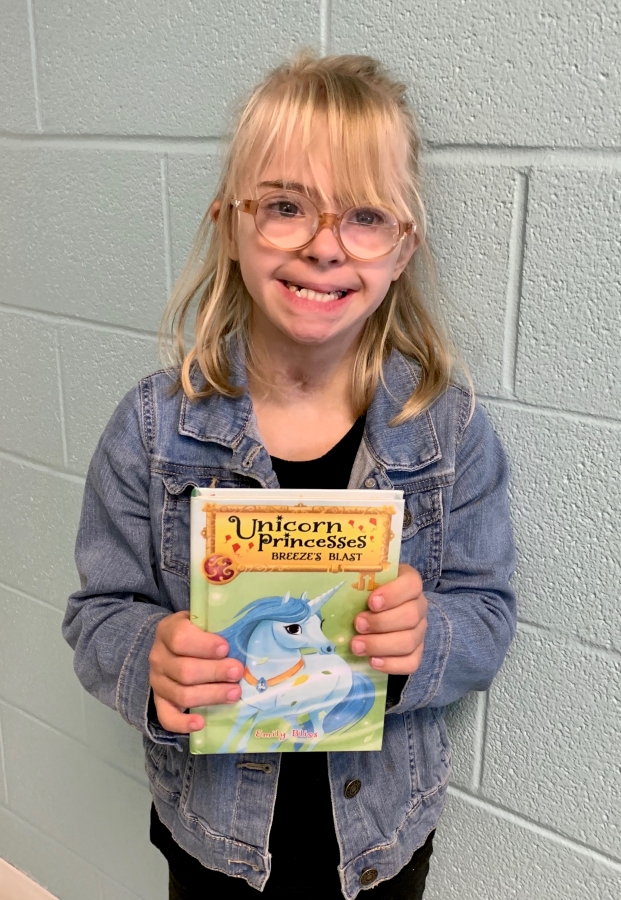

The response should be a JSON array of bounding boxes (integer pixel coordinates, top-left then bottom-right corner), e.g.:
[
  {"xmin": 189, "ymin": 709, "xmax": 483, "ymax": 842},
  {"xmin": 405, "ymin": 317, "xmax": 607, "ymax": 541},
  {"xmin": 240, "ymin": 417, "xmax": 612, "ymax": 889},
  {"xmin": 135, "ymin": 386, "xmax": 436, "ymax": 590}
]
[{"xmin": 217, "ymin": 583, "xmax": 375, "ymax": 752}]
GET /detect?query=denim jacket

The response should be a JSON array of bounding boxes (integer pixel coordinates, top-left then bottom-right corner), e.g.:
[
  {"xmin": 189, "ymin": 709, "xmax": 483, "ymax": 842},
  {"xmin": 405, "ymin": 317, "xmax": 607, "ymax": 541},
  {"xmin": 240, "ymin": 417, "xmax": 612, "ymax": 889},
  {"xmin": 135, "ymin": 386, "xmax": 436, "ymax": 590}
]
[{"xmin": 63, "ymin": 345, "xmax": 516, "ymax": 898}]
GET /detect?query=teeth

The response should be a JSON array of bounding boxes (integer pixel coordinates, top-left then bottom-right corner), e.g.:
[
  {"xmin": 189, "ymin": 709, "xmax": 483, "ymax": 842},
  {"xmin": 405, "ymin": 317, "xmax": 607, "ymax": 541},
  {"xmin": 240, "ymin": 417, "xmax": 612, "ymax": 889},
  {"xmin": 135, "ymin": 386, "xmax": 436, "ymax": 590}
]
[{"xmin": 285, "ymin": 282, "xmax": 347, "ymax": 302}]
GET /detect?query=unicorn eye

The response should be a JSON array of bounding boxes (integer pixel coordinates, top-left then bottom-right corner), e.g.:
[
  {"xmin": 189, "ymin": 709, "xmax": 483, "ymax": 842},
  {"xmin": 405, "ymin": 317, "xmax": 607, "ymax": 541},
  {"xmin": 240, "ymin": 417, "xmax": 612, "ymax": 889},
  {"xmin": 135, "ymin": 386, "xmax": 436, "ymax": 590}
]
[{"xmin": 285, "ymin": 624, "xmax": 302, "ymax": 635}]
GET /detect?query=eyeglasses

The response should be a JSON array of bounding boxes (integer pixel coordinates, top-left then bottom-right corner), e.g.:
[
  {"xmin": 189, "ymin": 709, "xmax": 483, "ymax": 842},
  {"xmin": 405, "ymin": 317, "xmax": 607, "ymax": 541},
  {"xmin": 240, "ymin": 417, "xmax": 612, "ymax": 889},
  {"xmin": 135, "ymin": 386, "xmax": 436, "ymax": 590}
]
[{"xmin": 231, "ymin": 190, "xmax": 415, "ymax": 261}]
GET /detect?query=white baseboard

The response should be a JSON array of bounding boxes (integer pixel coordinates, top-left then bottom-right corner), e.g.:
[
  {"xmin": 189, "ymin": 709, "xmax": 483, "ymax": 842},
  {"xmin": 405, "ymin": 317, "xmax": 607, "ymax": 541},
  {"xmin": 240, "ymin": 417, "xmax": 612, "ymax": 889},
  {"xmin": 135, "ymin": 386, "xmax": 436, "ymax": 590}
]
[{"xmin": 0, "ymin": 859, "xmax": 58, "ymax": 900}]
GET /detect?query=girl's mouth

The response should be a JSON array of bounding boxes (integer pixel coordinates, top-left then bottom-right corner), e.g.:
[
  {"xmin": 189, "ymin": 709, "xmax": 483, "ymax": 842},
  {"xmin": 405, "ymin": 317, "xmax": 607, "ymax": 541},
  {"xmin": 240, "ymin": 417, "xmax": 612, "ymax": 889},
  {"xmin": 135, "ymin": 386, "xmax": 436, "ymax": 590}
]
[{"xmin": 281, "ymin": 281, "xmax": 351, "ymax": 303}]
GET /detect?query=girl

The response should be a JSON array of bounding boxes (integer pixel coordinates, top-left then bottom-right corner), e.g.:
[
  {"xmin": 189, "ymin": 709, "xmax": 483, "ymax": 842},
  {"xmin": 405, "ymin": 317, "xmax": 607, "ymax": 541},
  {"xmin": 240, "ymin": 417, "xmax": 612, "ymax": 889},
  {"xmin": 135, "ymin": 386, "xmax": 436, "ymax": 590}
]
[{"xmin": 63, "ymin": 52, "xmax": 516, "ymax": 900}]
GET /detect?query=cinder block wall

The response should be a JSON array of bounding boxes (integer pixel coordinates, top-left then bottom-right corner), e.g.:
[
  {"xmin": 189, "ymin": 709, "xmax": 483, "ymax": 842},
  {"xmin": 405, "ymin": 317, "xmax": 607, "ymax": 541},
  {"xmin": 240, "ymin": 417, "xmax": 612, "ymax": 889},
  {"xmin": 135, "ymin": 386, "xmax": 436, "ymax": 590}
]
[{"xmin": 1, "ymin": 2, "xmax": 619, "ymax": 898}]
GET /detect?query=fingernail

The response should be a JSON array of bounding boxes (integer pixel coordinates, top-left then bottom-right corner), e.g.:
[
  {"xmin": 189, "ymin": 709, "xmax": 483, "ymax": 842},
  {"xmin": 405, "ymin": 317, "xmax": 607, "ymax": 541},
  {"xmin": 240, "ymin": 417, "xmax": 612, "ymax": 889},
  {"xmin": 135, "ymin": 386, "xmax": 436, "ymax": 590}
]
[
  {"xmin": 355, "ymin": 616, "xmax": 369, "ymax": 633},
  {"xmin": 351, "ymin": 639, "xmax": 365, "ymax": 655},
  {"xmin": 370, "ymin": 657, "xmax": 385, "ymax": 668},
  {"xmin": 215, "ymin": 643, "xmax": 228, "ymax": 658},
  {"xmin": 226, "ymin": 688, "xmax": 240, "ymax": 702},
  {"xmin": 227, "ymin": 666, "xmax": 241, "ymax": 680},
  {"xmin": 369, "ymin": 595, "xmax": 384, "ymax": 611},
  {"xmin": 189, "ymin": 718, "xmax": 202, "ymax": 731}
]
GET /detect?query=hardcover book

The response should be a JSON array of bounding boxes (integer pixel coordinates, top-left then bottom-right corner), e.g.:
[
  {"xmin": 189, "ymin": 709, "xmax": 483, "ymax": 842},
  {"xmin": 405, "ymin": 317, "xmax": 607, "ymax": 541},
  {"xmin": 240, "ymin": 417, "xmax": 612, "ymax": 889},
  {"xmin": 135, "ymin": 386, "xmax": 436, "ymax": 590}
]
[{"xmin": 189, "ymin": 488, "xmax": 404, "ymax": 754}]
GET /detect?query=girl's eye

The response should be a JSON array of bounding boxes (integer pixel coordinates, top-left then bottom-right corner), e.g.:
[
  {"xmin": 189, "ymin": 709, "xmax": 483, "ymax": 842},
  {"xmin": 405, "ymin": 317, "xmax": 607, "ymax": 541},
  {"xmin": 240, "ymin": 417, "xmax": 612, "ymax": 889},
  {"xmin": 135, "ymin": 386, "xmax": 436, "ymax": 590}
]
[
  {"xmin": 285, "ymin": 624, "xmax": 302, "ymax": 634},
  {"xmin": 264, "ymin": 200, "xmax": 304, "ymax": 218},
  {"xmin": 349, "ymin": 207, "xmax": 389, "ymax": 227}
]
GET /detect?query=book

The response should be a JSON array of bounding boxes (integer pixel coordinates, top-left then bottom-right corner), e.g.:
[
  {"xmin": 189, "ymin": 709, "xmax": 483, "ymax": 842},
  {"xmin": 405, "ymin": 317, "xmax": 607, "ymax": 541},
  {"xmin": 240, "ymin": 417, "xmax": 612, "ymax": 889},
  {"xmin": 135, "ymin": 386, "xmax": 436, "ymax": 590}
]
[{"xmin": 189, "ymin": 488, "xmax": 404, "ymax": 754}]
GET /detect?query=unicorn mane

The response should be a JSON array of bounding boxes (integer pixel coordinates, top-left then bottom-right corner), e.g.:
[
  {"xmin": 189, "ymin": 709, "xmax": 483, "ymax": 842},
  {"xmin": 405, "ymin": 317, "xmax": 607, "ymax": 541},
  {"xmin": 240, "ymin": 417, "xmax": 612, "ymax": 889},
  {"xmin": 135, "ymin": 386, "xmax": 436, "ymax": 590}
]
[{"xmin": 219, "ymin": 594, "xmax": 311, "ymax": 664}]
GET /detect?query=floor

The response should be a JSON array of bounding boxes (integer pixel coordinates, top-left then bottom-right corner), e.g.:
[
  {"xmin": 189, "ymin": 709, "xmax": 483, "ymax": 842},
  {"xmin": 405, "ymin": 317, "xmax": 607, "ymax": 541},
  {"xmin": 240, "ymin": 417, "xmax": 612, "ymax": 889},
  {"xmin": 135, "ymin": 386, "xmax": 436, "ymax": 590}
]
[{"xmin": 0, "ymin": 860, "xmax": 57, "ymax": 900}]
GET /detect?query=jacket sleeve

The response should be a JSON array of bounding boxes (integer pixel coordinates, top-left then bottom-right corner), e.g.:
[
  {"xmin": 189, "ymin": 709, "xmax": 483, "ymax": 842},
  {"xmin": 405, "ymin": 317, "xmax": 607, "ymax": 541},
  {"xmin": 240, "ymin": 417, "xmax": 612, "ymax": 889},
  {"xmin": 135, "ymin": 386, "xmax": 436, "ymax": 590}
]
[
  {"xmin": 388, "ymin": 399, "xmax": 517, "ymax": 714},
  {"xmin": 62, "ymin": 385, "xmax": 175, "ymax": 742}
]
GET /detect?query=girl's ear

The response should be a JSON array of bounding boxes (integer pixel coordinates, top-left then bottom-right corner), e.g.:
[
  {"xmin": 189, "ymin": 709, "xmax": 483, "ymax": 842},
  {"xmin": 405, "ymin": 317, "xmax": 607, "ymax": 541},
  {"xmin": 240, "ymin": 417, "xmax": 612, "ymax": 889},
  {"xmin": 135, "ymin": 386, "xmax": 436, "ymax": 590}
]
[
  {"xmin": 210, "ymin": 200, "xmax": 239, "ymax": 261},
  {"xmin": 391, "ymin": 228, "xmax": 420, "ymax": 282}
]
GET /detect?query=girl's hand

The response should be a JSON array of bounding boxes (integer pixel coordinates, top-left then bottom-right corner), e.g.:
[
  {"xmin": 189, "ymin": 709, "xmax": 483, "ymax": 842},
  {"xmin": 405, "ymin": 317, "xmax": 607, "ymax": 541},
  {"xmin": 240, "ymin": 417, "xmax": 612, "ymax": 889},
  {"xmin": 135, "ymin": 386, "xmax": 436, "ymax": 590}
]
[
  {"xmin": 149, "ymin": 611, "xmax": 243, "ymax": 734},
  {"xmin": 351, "ymin": 564, "xmax": 428, "ymax": 674}
]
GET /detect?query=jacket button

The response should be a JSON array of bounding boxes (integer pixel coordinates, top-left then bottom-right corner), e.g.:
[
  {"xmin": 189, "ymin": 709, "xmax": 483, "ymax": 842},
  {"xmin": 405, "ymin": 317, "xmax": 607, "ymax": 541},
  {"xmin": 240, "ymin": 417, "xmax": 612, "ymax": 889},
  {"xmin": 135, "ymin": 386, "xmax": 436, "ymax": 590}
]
[
  {"xmin": 403, "ymin": 509, "xmax": 412, "ymax": 528},
  {"xmin": 364, "ymin": 477, "xmax": 376, "ymax": 488},
  {"xmin": 343, "ymin": 778, "xmax": 361, "ymax": 799},
  {"xmin": 360, "ymin": 868, "xmax": 378, "ymax": 886}
]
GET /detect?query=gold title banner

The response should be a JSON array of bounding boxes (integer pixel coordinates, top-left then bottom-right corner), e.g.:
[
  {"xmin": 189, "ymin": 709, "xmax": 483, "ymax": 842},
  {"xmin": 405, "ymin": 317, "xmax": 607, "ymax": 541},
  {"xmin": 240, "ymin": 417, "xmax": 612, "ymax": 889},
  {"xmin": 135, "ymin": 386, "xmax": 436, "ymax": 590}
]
[{"xmin": 200, "ymin": 504, "xmax": 396, "ymax": 584}]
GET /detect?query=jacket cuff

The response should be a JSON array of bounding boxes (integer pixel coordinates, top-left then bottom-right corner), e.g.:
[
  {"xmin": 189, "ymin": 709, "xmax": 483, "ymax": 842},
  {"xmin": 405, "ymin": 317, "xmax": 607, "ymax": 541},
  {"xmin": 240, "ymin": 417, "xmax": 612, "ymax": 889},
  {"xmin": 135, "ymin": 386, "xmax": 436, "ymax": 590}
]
[
  {"xmin": 385, "ymin": 595, "xmax": 452, "ymax": 714},
  {"xmin": 115, "ymin": 610, "xmax": 182, "ymax": 747},
  {"xmin": 145, "ymin": 688, "xmax": 186, "ymax": 748}
]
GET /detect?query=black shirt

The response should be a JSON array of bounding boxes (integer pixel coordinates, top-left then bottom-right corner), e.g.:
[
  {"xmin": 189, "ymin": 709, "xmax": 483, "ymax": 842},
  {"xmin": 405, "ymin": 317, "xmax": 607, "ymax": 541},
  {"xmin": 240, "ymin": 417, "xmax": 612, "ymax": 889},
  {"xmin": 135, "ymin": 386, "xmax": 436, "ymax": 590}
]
[{"xmin": 269, "ymin": 413, "xmax": 366, "ymax": 489}]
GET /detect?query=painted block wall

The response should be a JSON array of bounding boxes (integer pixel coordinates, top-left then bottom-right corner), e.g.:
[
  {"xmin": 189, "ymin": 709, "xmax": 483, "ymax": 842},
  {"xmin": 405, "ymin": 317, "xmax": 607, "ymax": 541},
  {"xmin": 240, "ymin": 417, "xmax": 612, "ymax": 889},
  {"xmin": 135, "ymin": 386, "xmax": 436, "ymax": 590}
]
[{"xmin": 1, "ymin": 2, "xmax": 619, "ymax": 898}]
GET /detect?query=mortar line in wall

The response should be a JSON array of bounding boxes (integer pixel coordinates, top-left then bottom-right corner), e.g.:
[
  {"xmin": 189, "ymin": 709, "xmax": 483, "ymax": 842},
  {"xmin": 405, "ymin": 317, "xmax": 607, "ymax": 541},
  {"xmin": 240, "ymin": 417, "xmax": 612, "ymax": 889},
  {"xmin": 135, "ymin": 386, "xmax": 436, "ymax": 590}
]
[
  {"xmin": 99, "ymin": 874, "xmax": 145, "ymax": 900},
  {"xmin": 79, "ymin": 688, "xmax": 89, "ymax": 750},
  {"xmin": 0, "ymin": 302, "xmax": 159, "ymax": 339},
  {"xmin": 425, "ymin": 144, "xmax": 621, "ymax": 169},
  {"xmin": 0, "ymin": 131, "xmax": 224, "ymax": 152},
  {"xmin": 2, "ymin": 131, "xmax": 621, "ymax": 168},
  {"xmin": 470, "ymin": 691, "xmax": 489, "ymax": 792},
  {"xmin": 0, "ymin": 805, "xmax": 90, "ymax": 882},
  {"xmin": 0, "ymin": 699, "xmax": 77, "ymax": 743},
  {"xmin": 0, "ymin": 449, "xmax": 86, "ymax": 485},
  {"xmin": 160, "ymin": 154, "xmax": 174, "ymax": 296},
  {"xmin": 54, "ymin": 330, "xmax": 70, "ymax": 468},
  {"xmin": 319, "ymin": 0, "xmax": 332, "ymax": 55},
  {"xmin": 0, "ymin": 697, "xmax": 150, "ymax": 792},
  {"xmin": 0, "ymin": 580, "xmax": 64, "ymax": 615},
  {"xmin": 0, "ymin": 708, "xmax": 9, "ymax": 807},
  {"xmin": 0, "ymin": 802, "xmax": 148, "ymax": 900},
  {"xmin": 447, "ymin": 785, "xmax": 621, "ymax": 871},
  {"xmin": 502, "ymin": 171, "xmax": 528, "ymax": 396},
  {"xmin": 25, "ymin": 0, "xmax": 42, "ymax": 132},
  {"xmin": 478, "ymin": 394, "xmax": 621, "ymax": 429},
  {"xmin": 517, "ymin": 619, "xmax": 621, "ymax": 662}
]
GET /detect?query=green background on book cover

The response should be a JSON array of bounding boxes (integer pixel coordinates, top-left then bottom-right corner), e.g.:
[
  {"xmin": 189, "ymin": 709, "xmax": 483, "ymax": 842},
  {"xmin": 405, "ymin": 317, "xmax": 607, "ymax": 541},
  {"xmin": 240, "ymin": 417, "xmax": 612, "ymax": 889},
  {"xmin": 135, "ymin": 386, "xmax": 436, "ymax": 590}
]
[
  {"xmin": 190, "ymin": 570, "xmax": 392, "ymax": 753},
  {"xmin": 189, "ymin": 497, "xmax": 404, "ymax": 754}
]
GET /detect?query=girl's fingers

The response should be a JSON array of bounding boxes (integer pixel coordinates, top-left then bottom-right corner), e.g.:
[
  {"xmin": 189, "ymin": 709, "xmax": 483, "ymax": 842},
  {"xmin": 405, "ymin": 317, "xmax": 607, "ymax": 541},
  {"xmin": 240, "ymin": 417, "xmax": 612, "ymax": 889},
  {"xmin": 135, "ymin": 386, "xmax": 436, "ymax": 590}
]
[
  {"xmin": 355, "ymin": 597, "xmax": 425, "ymax": 635},
  {"xmin": 164, "ymin": 655, "xmax": 244, "ymax": 687},
  {"xmin": 367, "ymin": 564, "xmax": 423, "ymax": 613},
  {"xmin": 153, "ymin": 695, "xmax": 204, "ymax": 734},
  {"xmin": 368, "ymin": 641, "xmax": 426, "ymax": 676},
  {"xmin": 152, "ymin": 678, "xmax": 242, "ymax": 723},
  {"xmin": 160, "ymin": 613, "xmax": 230, "ymax": 659},
  {"xmin": 351, "ymin": 617, "xmax": 427, "ymax": 660},
  {"xmin": 149, "ymin": 614, "xmax": 245, "ymax": 734}
]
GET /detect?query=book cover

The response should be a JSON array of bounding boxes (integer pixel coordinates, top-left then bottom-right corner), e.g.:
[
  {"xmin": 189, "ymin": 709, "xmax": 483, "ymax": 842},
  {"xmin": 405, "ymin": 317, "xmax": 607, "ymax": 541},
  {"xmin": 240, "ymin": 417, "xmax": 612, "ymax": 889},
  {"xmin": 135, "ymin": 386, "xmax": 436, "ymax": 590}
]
[{"xmin": 189, "ymin": 488, "xmax": 404, "ymax": 754}]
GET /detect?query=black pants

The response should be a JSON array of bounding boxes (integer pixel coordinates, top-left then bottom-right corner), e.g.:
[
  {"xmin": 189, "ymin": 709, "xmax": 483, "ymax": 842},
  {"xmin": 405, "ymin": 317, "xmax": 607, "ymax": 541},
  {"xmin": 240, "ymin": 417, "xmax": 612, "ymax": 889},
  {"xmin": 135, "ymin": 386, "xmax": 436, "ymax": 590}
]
[
  {"xmin": 160, "ymin": 812, "xmax": 434, "ymax": 900},
  {"xmin": 153, "ymin": 754, "xmax": 434, "ymax": 899}
]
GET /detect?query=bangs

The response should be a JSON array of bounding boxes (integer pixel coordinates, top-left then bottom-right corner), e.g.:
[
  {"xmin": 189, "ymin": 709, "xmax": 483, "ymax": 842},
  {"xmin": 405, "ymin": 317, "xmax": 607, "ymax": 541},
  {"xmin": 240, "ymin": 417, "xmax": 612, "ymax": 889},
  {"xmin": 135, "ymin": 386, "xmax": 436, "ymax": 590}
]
[{"xmin": 223, "ymin": 67, "xmax": 421, "ymax": 225}]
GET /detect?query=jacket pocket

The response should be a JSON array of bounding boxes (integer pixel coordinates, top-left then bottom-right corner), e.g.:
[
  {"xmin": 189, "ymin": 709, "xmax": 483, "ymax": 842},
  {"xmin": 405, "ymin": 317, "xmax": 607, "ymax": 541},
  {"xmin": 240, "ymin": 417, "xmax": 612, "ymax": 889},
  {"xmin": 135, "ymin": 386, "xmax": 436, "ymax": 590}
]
[
  {"xmin": 405, "ymin": 707, "xmax": 451, "ymax": 799},
  {"xmin": 400, "ymin": 487, "xmax": 443, "ymax": 582},
  {"xmin": 144, "ymin": 739, "xmax": 185, "ymax": 799},
  {"xmin": 160, "ymin": 470, "xmax": 253, "ymax": 580}
]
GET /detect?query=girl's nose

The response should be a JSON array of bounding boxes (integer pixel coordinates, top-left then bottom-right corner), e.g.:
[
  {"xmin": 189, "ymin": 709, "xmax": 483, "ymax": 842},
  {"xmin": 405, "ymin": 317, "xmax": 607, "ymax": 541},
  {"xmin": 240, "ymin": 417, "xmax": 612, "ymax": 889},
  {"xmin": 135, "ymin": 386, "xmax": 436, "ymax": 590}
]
[{"xmin": 300, "ymin": 222, "xmax": 347, "ymax": 266}]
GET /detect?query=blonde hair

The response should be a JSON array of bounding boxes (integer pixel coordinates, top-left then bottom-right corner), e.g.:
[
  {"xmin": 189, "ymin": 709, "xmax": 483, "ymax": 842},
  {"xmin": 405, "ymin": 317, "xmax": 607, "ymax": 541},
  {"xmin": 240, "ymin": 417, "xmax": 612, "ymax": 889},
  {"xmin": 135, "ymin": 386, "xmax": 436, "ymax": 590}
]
[{"xmin": 160, "ymin": 50, "xmax": 465, "ymax": 423}]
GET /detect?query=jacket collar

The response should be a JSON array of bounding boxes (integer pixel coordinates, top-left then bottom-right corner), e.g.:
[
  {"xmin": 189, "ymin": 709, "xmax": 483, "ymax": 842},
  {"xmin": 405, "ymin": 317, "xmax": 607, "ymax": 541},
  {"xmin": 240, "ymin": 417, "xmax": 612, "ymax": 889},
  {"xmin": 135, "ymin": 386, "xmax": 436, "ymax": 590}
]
[
  {"xmin": 178, "ymin": 337, "xmax": 440, "ymax": 475},
  {"xmin": 365, "ymin": 353, "xmax": 441, "ymax": 472},
  {"xmin": 179, "ymin": 336, "xmax": 259, "ymax": 450}
]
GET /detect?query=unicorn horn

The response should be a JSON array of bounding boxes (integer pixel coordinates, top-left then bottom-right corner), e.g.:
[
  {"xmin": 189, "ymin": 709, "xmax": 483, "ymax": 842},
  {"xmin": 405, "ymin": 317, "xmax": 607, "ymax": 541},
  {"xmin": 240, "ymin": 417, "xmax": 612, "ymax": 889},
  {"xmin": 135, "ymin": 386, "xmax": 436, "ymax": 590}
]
[{"xmin": 307, "ymin": 582, "xmax": 346, "ymax": 614}]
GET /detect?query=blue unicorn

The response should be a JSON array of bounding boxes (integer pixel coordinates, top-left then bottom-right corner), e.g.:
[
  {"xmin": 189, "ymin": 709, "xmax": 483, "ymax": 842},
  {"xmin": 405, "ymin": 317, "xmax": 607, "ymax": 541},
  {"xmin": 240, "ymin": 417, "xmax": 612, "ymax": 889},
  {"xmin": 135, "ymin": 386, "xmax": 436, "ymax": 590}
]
[{"xmin": 217, "ymin": 583, "xmax": 375, "ymax": 752}]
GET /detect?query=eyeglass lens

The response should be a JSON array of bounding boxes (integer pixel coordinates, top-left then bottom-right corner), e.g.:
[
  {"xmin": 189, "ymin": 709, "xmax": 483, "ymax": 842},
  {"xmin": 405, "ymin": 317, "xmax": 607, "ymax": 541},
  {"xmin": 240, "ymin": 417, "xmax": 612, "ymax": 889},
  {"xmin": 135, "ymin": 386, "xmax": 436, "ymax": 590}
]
[{"xmin": 255, "ymin": 192, "xmax": 400, "ymax": 259}]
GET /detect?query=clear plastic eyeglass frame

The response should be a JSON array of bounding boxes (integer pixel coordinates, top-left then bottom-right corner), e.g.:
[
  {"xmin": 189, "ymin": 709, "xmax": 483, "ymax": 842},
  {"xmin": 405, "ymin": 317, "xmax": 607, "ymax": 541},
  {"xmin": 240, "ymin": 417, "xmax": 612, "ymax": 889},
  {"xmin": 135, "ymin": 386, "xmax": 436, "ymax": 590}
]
[{"xmin": 231, "ymin": 190, "xmax": 416, "ymax": 261}]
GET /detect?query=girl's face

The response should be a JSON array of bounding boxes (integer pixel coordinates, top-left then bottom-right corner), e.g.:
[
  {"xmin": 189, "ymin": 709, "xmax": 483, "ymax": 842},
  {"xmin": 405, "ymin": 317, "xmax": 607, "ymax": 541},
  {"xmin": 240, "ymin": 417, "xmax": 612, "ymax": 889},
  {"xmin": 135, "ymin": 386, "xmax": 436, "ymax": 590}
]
[{"xmin": 228, "ymin": 141, "xmax": 416, "ymax": 351}]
